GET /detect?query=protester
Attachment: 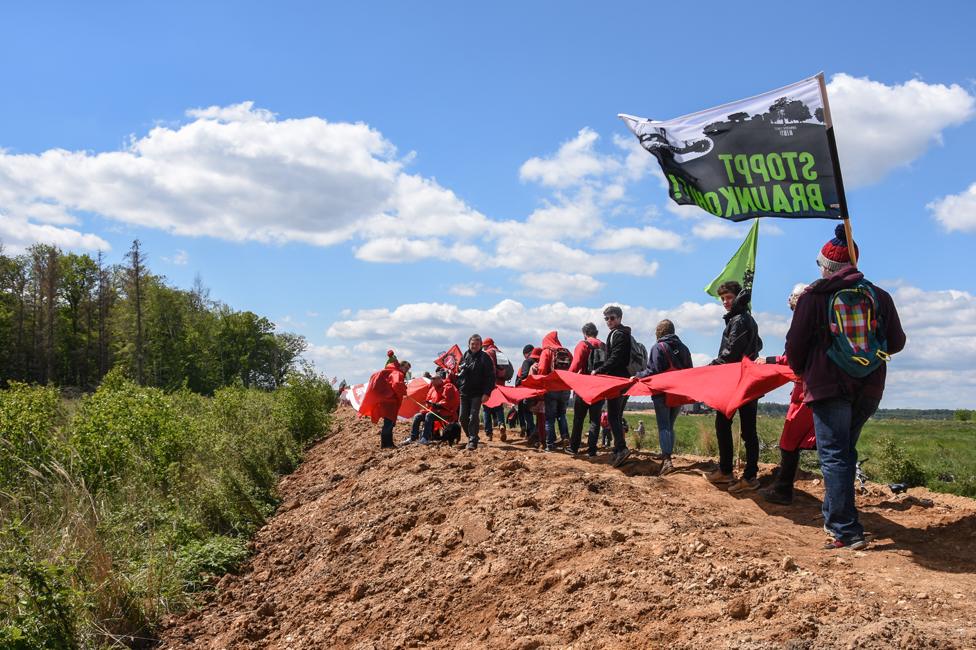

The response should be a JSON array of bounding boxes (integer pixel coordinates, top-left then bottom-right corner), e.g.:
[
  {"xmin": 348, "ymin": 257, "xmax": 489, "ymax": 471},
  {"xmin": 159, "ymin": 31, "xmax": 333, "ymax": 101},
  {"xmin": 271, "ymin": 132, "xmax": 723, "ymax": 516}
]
[
  {"xmin": 404, "ymin": 369, "xmax": 459, "ymax": 445},
  {"xmin": 591, "ymin": 306, "xmax": 633, "ymax": 467},
  {"xmin": 704, "ymin": 281, "xmax": 763, "ymax": 492},
  {"xmin": 456, "ymin": 334, "xmax": 496, "ymax": 450},
  {"xmin": 360, "ymin": 350, "xmax": 408, "ymax": 449},
  {"xmin": 567, "ymin": 322, "xmax": 606, "ymax": 456},
  {"xmin": 527, "ymin": 347, "xmax": 545, "ymax": 448},
  {"xmin": 536, "ymin": 331, "xmax": 572, "ymax": 451},
  {"xmin": 515, "ymin": 344, "xmax": 536, "ymax": 438},
  {"xmin": 785, "ymin": 226, "xmax": 905, "ymax": 549},
  {"xmin": 758, "ymin": 284, "xmax": 815, "ymax": 505},
  {"xmin": 481, "ymin": 337, "xmax": 508, "ymax": 442},
  {"xmin": 633, "ymin": 319, "xmax": 693, "ymax": 475}
]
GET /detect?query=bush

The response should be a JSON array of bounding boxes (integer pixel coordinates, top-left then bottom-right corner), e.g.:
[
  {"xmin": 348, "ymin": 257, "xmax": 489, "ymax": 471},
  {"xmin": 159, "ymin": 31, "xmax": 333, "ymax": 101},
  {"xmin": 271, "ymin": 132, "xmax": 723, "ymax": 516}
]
[
  {"xmin": 277, "ymin": 363, "xmax": 337, "ymax": 445},
  {"xmin": 0, "ymin": 383, "xmax": 63, "ymax": 490},
  {"xmin": 0, "ymin": 524, "xmax": 79, "ymax": 650},
  {"xmin": 877, "ymin": 438, "xmax": 927, "ymax": 487},
  {"xmin": 954, "ymin": 409, "xmax": 973, "ymax": 422}
]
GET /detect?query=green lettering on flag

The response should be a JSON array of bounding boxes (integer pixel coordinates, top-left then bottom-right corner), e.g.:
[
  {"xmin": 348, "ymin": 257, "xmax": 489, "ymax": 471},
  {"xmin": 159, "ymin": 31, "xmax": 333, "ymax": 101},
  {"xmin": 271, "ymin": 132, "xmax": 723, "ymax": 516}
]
[{"xmin": 704, "ymin": 219, "xmax": 759, "ymax": 300}]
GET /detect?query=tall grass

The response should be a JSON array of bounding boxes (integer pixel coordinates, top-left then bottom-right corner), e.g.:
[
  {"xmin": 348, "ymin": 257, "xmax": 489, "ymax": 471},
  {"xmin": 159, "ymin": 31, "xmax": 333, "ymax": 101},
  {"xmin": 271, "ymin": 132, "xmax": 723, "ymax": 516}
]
[{"xmin": 0, "ymin": 366, "xmax": 336, "ymax": 648}]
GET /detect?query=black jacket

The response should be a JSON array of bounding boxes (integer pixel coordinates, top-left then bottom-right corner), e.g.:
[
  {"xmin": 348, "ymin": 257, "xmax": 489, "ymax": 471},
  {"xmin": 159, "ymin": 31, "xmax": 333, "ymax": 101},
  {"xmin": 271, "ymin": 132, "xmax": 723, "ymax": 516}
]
[
  {"xmin": 457, "ymin": 349, "xmax": 496, "ymax": 397},
  {"xmin": 514, "ymin": 357, "xmax": 534, "ymax": 387},
  {"xmin": 595, "ymin": 325, "xmax": 632, "ymax": 378},
  {"xmin": 711, "ymin": 290, "xmax": 761, "ymax": 365}
]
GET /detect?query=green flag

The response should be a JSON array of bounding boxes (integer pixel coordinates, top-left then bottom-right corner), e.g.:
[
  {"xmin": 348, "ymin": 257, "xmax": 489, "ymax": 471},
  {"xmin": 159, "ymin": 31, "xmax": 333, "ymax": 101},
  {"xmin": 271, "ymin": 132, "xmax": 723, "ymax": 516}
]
[{"xmin": 705, "ymin": 219, "xmax": 759, "ymax": 299}]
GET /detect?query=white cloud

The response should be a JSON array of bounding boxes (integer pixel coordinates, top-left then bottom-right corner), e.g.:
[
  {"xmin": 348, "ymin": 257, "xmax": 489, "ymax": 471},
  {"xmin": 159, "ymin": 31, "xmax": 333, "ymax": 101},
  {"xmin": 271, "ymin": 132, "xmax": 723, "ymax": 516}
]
[
  {"xmin": 928, "ymin": 182, "xmax": 976, "ymax": 233},
  {"xmin": 162, "ymin": 249, "xmax": 189, "ymax": 265},
  {"xmin": 691, "ymin": 219, "xmax": 744, "ymax": 240},
  {"xmin": 519, "ymin": 128, "xmax": 621, "ymax": 188},
  {"xmin": 827, "ymin": 73, "xmax": 975, "ymax": 187},
  {"xmin": 518, "ymin": 272, "xmax": 604, "ymax": 300},
  {"xmin": 448, "ymin": 282, "xmax": 500, "ymax": 297},
  {"xmin": 0, "ymin": 212, "xmax": 110, "ymax": 253},
  {"xmin": 593, "ymin": 226, "xmax": 684, "ymax": 251}
]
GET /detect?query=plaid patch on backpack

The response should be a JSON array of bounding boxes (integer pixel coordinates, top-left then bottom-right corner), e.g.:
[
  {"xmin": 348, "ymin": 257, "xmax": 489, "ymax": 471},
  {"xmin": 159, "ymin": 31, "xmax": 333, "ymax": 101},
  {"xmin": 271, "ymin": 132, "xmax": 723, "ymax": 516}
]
[{"xmin": 826, "ymin": 280, "xmax": 891, "ymax": 378}]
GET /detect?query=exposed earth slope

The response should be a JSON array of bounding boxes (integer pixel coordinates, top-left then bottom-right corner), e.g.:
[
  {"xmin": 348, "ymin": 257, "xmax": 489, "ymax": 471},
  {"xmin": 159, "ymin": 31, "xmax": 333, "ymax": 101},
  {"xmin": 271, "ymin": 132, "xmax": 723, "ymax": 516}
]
[{"xmin": 159, "ymin": 407, "xmax": 976, "ymax": 649}]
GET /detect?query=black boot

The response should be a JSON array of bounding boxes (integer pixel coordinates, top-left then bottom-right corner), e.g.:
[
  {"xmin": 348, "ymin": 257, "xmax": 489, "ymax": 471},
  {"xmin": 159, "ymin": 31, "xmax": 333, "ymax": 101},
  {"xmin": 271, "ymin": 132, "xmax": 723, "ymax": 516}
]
[{"xmin": 762, "ymin": 447, "xmax": 799, "ymax": 504}]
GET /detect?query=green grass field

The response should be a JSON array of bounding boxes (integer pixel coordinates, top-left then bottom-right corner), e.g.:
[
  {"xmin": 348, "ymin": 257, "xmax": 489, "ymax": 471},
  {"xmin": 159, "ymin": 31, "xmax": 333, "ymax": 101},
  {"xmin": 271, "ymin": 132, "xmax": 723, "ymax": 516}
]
[{"xmin": 555, "ymin": 410, "xmax": 976, "ymax": 497}]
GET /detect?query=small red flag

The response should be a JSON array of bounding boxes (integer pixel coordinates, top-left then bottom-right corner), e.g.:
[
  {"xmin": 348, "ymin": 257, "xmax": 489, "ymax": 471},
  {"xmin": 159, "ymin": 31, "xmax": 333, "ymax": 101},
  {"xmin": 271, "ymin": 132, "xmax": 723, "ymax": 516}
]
[{"xmin": 434, "ymin": 344, "xmax": 462, "ymax": 371}]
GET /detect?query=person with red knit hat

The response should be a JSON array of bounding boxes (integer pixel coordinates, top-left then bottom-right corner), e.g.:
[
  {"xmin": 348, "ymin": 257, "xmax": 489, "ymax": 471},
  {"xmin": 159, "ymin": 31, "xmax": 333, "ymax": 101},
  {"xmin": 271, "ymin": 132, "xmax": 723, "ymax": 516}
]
[{"xmin": 786, "ymin": 224, "xmax": 906, "ymax": 550}]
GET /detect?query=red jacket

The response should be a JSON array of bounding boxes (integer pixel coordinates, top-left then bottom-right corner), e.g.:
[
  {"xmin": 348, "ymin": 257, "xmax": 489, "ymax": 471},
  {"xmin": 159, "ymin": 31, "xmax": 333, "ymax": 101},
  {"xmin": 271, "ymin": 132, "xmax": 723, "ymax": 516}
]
[
  {"xmin": 569, "ymin": 336, "xmax": 604, "ymax": 374},
  {"xmin": 359, "ymin": 362, "xmax": 407, "ymax": 423},
  {"xmin": 426, "ymin": 381, "xmax": 460, "ymax": 423},
  {"xmin": 483, "ymin": 343, "xmax": 506, "ymax": 386},
  {"xmin": 767, "ymin": 354, "xmax": 815, "ymax": 451},
  {"xmin": 536, "ymin": 331, "xmax": 564, "ymax": 376}
]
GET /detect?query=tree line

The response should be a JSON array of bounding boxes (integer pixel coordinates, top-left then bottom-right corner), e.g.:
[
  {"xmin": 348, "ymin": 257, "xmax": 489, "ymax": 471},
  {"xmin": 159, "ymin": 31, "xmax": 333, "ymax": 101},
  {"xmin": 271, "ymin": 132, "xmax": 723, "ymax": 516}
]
[{"xmin": 0, "ymin": 239, "xmax": 306, "ymax": 393}]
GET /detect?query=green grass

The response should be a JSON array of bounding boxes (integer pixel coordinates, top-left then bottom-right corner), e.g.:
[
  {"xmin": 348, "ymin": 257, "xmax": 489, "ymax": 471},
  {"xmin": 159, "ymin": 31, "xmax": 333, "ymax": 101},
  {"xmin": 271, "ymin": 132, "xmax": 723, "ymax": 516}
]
[{"xmin": 562, "ymin": 409, "xmax": 976, "ymax": 497}]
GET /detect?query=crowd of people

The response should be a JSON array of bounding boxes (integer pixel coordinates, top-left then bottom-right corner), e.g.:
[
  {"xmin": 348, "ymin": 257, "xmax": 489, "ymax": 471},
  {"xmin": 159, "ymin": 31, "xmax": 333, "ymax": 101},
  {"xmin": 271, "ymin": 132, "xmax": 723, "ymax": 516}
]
[{"xmin": 356, "ymin": 226, "xmax": 906, "ymax": 551}]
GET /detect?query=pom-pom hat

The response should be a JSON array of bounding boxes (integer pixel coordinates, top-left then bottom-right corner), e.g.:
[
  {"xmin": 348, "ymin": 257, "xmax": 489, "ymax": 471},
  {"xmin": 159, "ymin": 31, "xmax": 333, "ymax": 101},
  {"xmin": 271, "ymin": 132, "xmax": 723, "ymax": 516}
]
[{"xmin": 817, "ymin": 224, "xmax": 859, "ymax": 274}]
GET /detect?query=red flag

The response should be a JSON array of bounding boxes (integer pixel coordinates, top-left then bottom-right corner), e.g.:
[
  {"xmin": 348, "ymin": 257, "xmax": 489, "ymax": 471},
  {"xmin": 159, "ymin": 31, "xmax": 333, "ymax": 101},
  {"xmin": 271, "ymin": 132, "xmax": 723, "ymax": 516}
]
[
  {"xmin": 520, "ymin": 370, "xmax": 634, "ymax": 404},
  {"xmin": 636, "ymin": 358, "xmax": 794, "ymax": 418},
  {"xmin": 484, "ymin": 384, "xmax": 545, "ymax": 408},
  {"xmin": 434, "ymin": 344, "xmax": 462, "ymax": 372},
  {"xmin": 397, "ymin": 377, "xmax": 434, "ymax": 419}
]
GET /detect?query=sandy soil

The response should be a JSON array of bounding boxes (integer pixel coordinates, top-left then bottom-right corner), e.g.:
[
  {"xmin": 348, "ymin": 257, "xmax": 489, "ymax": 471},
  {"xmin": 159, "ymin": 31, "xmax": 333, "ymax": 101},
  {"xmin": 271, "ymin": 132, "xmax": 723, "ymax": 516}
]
[{"xmin": 158, "ymin": 406, "xmax": 976, "ymax": 649}]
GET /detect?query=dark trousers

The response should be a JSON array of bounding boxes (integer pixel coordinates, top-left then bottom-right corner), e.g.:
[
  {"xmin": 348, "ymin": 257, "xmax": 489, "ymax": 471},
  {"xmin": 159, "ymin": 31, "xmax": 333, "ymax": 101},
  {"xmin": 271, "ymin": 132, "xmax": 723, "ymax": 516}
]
[
  {"xmin": 517, "ymin": 401, "xmax": 535, "ymax": 435},
  {"xmin": 380, "ymin": 418, "xmax": 395, "ymax": 448},
  {"xmin": 771, "ymin": 447, "xmax": 801, "ymax": 496},
  {"xmin": 459, "ymin": 395, "xmax": 484, "ymax": 444},
  {"xmin": 715, "ymin": 399, "xmax": 759, "ymax": 479},
  {"xmin": 483, "ymin": 405, "xmax": 505, "ymax": 434},
  {"xmin": 571, "ymin": 394, "xmax": 604, "ymax": 453},
  {"xmin": 410, "ymin": 412, "xmax": 437, "ymax": 441},
  {"xmin": 606, "ymin": 395, "xmax": 627, "ymax": 454}
]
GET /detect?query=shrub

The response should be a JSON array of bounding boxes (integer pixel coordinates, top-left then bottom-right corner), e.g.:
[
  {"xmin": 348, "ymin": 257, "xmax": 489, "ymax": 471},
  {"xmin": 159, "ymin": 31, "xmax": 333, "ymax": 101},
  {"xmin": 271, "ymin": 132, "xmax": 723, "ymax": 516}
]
[
  {"xmin": 277, "ymin": 363, "xmax": 337, "ymax": 445},
  {"xmin": 877, "ymin": 438, "xmax": 927, "ymax": 487},
  {"xmin": 0, "ymin": 383, "xmax": 63, "ymax": 490}
]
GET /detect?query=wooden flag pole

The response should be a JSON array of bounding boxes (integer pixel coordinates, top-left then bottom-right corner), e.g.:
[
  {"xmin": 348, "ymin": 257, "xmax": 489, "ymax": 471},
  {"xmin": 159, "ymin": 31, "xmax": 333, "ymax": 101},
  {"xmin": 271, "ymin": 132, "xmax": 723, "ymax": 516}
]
[
  {"xmin": 816, "ymin": 72, "xmax": 858, "ymax": 267},
  {"xmin": 407, "ymin": 395, "xmax": 450, "ymax": 424}
]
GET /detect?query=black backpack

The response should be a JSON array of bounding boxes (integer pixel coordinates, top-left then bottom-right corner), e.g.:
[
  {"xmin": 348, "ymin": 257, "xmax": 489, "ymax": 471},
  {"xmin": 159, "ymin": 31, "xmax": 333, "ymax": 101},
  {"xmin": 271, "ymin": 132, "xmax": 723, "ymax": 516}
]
[
  {"xmin": 494, "ymin": 350, "xmax": 515, "ymax": 382},
  {"xmin": 657, "ymin": 340, "xmax": 692, "ymax": 371},
  {"xmin": 585, "ymin": 340, "xmax": 607, "ymax": 373}
]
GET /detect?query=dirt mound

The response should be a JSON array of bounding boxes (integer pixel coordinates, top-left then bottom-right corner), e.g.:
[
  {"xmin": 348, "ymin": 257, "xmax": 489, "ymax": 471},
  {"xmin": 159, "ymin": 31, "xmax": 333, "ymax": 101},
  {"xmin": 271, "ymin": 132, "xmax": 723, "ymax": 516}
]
[{"xmin": 158, "ymin": 407, "xmax": 976, "ymax": 649}]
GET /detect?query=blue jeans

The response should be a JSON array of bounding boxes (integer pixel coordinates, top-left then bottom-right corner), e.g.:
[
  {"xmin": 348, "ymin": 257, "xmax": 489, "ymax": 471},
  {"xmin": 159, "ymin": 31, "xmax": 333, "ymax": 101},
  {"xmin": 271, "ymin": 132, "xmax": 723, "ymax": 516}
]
[
  {"xmin": 483, "ymin": 405, "xmax": 505, "ymax": 435},
  {"xmin": 410, "ymin": 412, "xmax": 437, "ymax": 441},
  {"xmin": 810, "ymin": 395, "xmax": 880, "ymax": 542},
  {"xmin": 652, "ymin": 393, "xmax": 680, "ymax": 456},
  {"xmin": 544, "ymin": 391, "xmax": 570, "ymax": 448}
]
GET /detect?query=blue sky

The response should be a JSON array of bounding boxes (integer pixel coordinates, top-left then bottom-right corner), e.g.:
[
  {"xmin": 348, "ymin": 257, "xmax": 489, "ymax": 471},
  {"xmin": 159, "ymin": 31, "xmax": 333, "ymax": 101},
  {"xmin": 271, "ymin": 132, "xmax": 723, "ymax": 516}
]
[{"xmin": 2, "ymin": 1, "xmax": 975, "ymax": 407}]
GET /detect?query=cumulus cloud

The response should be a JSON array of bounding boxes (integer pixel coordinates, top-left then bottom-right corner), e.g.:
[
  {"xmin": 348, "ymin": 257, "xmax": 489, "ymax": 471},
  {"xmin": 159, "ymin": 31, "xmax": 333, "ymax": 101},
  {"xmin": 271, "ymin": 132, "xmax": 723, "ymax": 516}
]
[
  {"xmin": 593, "ymin": 226, "xmax": 684, "ymax": 251},
  {"xmin": 928, "ymin": 182, "xmax": 976, "ymax": 233},
  {"xmin": 827, "ymin": 73, "xmax": 975, "ymax": 188},
  {"xmin": 0, "ymin": 213, "xmax": 110, "ymax": 253},
  {"xmin": 518, "ymin": 272, "xmax": 604, "ymax": 300},
  {"xmin": 519, "ymin": 128, "xmax": 621, "ymax": 188}
]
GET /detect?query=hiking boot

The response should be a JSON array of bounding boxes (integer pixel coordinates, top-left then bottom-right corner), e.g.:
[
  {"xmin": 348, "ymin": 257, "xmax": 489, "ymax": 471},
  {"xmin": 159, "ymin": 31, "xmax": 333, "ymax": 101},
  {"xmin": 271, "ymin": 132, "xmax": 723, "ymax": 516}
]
[
  {"xmin": 586, "ymin": 449, "xmax": 597, "ymax": 458},
  {"xmin": 760, "ymin": 486, "xmax": 793, "ymax": 505},
  {"xmin": 401, "ymin": 436, "xmax": 415, "ymax": 445},
  {"xmin": 418, "ymin": 437, "xmax": 430, "ymax": 446},
  {"xmin": 564, "ymin": 447, "xmax": 579, "ymax": 456},
  {"xmin": 658, "ymin": 457, "xmax": 674, "ymax": 476},
  {"xmin": 486, "ymin": 432, "xmax": 493, "ymax": 441},
  {"xmin": 466, "ymin": 441, "xmax": 478, "ymax": 450},
  {"xmin": 704, "ymin": 469, "xmax": 736, "ymax": 485},
  {"xmin": 499, "ymin": 428, "xmax": 507, "ymax": 442},
  {"xmin": 728, "ymin": 477, "xmax": 760, "ymax": 494},
  {"xmin": 611, "ymin": 448, "xmax": 631, "ymax": 468},
  {"xmin": 823, "ymin": 536, "xmax": 868, "ymax": 551}
]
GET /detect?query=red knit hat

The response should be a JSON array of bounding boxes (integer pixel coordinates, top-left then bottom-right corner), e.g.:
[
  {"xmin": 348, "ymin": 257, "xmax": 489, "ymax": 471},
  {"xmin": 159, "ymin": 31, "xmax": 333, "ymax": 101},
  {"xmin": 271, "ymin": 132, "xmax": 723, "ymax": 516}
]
[{"xmin": 817, "ymin": 224, "xmax": 859, "ymax": 273}]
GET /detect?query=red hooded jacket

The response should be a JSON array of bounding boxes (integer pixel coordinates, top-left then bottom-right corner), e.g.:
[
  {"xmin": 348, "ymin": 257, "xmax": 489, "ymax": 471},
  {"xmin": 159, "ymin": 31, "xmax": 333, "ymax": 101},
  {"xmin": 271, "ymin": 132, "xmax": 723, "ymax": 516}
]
[
  {"xmin": 359, "ymin": 362, "xmax": 407, "ymax": 423},
  {"xmin": 536, "ymin": 331, "xmax": 564, "ymax": 376},
  {"xmin": 426, "ymin": 380, "xmax": 460, "ymax": 423}
]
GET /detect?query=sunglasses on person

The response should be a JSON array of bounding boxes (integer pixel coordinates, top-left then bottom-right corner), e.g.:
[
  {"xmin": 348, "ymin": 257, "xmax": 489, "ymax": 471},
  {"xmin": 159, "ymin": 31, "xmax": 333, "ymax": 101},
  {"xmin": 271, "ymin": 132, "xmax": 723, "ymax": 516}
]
[{"xmin": 604, "ymin": 315, "xmax": 618, "ymax": 322}]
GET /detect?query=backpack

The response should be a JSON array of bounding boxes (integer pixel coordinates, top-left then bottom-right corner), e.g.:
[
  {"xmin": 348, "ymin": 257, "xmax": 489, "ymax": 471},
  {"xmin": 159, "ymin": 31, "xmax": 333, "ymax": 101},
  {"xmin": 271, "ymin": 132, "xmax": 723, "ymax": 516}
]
[
  {"xmin": 494, "ymin": 350, "xmax": 515, "ymax": 382},
  {"xmin": 584, "ymin": 340, "xmax": 607, "ymax": 373},
  {"xmin": 627, "ymin": 338, "xmax": 648, "ymax": 377},
  {"xmin": 825, "ymin": 280, "xmax": 891, "ymax": 378},
  {"xmin": 552, "ymin": 347, "xmax": 573, "ymax": 371},
  {"xmin": 657, "ymin": 340, "xmax": 692, "ymax": 371}
]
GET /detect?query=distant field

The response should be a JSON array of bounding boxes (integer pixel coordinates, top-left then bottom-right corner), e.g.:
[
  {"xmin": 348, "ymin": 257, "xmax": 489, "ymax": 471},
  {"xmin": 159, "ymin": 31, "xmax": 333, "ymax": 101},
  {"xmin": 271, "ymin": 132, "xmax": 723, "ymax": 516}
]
[{"xmin": 553, "ymin": 410, "xmax": 976, "ymax": 497}]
